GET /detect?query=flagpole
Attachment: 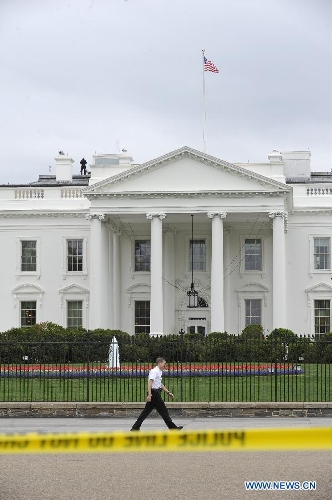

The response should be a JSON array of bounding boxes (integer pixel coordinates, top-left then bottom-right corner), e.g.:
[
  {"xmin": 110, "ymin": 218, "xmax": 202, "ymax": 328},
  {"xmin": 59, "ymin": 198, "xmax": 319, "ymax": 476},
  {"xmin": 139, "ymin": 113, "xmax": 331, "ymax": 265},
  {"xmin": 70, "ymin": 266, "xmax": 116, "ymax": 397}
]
[{"xmin": 202, "ymin": 49, "xmax": 207, "ymax": 153}]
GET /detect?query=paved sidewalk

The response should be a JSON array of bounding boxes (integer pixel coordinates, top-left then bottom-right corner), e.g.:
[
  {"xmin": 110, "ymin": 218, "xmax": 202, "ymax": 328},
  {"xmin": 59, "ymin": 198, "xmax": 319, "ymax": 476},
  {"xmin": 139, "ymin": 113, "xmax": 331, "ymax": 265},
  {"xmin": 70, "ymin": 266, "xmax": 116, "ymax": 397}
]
[
  {"xmin": 1, "ymin": 416, "xmax": 332, "ymax": 434},
  {"xmin": 0, "ymin": 418, "xmax": 331, "ymax": 500}
]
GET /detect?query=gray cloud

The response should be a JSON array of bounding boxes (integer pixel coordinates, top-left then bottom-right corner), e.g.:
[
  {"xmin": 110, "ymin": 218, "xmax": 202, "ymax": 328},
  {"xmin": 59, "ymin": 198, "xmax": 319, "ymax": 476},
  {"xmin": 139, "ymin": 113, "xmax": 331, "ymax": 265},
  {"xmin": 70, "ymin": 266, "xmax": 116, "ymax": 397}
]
[{"xmin": 0, "ymin": 0, "xmax": 331, "ymax": 184}]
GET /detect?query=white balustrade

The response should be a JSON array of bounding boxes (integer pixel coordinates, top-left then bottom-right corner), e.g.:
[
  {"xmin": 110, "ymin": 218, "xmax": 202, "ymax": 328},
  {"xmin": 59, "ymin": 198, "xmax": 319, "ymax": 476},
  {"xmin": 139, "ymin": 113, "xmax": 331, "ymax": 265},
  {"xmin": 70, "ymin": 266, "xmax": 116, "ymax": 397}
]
[
  {"xmin": 61, "ymin": 188, "xmax": 84, "ymax": 198},
  {"xmin": 306, "ymin": 187, "xmax": 332, "ymax": 196},
  {"xmin": 15, "ymin": 188, "xmax": 44, "ymax": 199}
]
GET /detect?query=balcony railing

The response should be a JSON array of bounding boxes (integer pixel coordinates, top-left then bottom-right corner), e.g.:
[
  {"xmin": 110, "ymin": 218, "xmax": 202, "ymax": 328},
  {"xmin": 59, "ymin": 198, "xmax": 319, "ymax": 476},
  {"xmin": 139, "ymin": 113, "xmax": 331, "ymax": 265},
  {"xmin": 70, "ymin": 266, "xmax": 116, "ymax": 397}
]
[
  {"xmin": 306, "ymin": 187, "xmax": 332, "ymax": 196},
  {"xmin": 8, "ymin": 187, "xmax": 86, "ymax": 201},
  {"xmin": 60, "ymin": 188, "xmax": 84, "ymax": 198},
  {"xmin": 14, "ymin": 188, "xmax": 44, "ymax": 199}
]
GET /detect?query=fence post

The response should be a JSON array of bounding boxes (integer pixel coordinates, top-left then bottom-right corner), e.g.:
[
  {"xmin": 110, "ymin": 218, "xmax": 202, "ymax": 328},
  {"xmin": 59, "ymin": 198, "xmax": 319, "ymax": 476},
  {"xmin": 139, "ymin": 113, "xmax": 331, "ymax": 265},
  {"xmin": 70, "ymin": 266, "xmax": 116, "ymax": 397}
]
[
  {"xmin": 179, "ymin": 329, "xmax": 185, "ymax": 401},
  {"xmin": 86, "ymin": 330, "xmax": 91, "ymax": 402},
  {"xmin": 274, "ymin": 338, "xmax": 278, "ymax": 402}
]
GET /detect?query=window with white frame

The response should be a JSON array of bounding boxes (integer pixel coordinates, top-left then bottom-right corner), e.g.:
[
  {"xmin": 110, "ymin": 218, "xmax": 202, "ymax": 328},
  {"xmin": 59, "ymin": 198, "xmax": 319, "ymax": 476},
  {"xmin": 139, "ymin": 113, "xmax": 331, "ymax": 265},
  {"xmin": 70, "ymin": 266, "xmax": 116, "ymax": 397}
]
[
  {"xmin": 313, "ymin": 238, "xmax": 331, "ymax": 270},
  {"xmin": 67, "ymin": 240, "xmax": 83, "ymax": 272},
  {"xmin": 21, "ymin": 301, "xmax": 37, "ymax": 327},
  {"xmin": 67, "ymin": 300, "xmax": 83, "ymax": 328},
  {"xmin": 135, "ymin": 240, "xmax": 150, "ymax": 271},
  {"xmin": 135, "ymin": 300, "xmax": 150, "ymax": 334},
  {"xmin": 21, "ymin": 241, "xmax": 37, "ymax": 271},
  {"xmin": 16, "ymin": 237, "xmax": 41, "ymax": 277},
  {"xmin": 245, "ymin": 299, "xmax": 262, "ymax": 326},
  {"xmin": 245, "ymin": 239, "xmax": 262, "ymax": 271},
  {"xmin": 314, "ymin": 300, "xmax": 331, "ymax": 334},
  {"xmin": 190, "ymin": 240, "xmax": 206, "ymax": 271}
]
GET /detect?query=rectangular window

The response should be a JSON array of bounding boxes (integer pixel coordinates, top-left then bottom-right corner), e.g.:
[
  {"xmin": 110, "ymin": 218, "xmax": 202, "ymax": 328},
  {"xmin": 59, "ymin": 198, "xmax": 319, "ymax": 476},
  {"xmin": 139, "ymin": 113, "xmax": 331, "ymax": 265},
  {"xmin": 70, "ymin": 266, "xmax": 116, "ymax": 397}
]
[
  {"xmin": 314, "ymin": 300, "xmax": 331, "ymax": 334},
  {"xmin": 186, "ymin": 325, "xmax": 206, "ymax": 335},
  {"xmin": 190, "ymin": 240, "xmax": 206, "ymax": 271},
  {"xmin": 67, "ymin": 240, "xmax": 83, "ymax": 272},
  {"xmin": 135, "ymin": 301, "xmax": 150, "ymax": 334},
  {"xmin": 21, "ymin": 301, "xmax": 37, "ymax": 327},
  {"xmin": 245, "ymin": 239, "xmax": 262, "ymax": 271},
  {"xmin": 135, "ymin": 240, "xmax": 151, "ymax": 271},
  {"xmin": 67, "ymin": 301, "xmax": 83, "ymax": 328},
  {"xmin": 21, "ymin": 241, "xmax": 37, "ymax": 271},
  {"xmin": 197, "ymin": 326, "xmax": 206, "ymax": 336},
  {"xmin": 314, "ymin": 238, "xmax": 330, "ymax": 270},
  {"xmin": 245, "ymin": 299, "xmax": 262, "ymax": 326}
]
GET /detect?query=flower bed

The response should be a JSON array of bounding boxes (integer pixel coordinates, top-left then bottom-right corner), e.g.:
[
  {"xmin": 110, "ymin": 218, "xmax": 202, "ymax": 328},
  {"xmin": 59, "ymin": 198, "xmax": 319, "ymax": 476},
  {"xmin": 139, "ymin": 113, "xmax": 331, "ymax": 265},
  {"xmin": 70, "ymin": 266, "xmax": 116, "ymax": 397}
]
[{"xmin": 0, "ymin": 363, "xmax": 303, "ymax": 378}]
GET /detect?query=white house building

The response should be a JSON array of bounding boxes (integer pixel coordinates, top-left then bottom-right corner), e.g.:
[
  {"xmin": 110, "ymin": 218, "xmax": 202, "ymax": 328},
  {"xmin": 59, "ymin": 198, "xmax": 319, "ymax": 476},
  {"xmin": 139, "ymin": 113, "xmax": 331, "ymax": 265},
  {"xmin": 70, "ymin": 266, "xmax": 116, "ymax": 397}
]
[{"xmin": 0, "ymin": 147, "xmax": 331, "ymax": 336}]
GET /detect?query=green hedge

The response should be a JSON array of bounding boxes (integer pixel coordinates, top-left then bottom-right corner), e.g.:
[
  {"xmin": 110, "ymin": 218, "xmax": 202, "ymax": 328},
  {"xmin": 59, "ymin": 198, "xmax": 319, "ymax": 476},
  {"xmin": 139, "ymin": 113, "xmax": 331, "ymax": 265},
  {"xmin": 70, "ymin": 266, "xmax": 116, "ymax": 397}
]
[{"xmin": 0, "ymin": 323, "xmax": 331, "ymax": 364}]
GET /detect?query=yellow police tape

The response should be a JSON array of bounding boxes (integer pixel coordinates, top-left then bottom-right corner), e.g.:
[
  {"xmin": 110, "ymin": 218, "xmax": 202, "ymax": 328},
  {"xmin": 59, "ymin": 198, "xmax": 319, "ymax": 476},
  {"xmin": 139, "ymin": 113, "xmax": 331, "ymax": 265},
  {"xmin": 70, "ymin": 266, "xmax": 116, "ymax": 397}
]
[{"xmin": 0, "ymin": 427, "xmax": 331, "ymax": 454}]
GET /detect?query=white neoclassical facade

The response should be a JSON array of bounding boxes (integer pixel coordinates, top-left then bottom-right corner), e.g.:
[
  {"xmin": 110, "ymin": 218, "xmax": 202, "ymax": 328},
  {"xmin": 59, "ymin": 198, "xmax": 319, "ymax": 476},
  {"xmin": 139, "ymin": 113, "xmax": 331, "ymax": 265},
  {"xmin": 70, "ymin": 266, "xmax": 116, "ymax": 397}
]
[{"xmin": 0, "ymin": 147, "xmax": 331, "ymax": 336}]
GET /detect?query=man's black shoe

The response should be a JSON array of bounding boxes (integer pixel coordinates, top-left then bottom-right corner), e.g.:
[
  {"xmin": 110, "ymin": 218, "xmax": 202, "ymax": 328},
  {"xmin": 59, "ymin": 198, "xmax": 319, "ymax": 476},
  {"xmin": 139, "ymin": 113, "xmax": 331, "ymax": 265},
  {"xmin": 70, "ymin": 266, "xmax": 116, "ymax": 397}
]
[
  {"xmin": 130, "ymin": 428, "xmax": 140, "ymax": 431},
  {"xmin": 170, "ymin": 426, "xmax": 183, "ymax": 430}
]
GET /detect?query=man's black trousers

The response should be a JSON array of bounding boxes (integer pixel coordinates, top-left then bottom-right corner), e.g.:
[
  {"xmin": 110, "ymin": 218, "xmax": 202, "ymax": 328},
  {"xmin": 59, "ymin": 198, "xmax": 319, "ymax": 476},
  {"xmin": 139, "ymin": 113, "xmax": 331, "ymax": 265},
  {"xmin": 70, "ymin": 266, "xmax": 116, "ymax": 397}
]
[{"xmin": 131, "ymin": 389, "xmax": 177, "ymax": 430}]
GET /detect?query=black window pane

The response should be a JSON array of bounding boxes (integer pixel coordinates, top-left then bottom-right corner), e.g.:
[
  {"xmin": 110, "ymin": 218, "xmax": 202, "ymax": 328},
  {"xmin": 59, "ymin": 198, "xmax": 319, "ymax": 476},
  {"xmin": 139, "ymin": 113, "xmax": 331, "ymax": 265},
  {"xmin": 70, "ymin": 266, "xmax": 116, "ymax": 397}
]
[
  {"xmin": 245, "ymin": 239, "xmax": 262, "ymax": 271},
  {"xmin": 135, "ymin": 300, "xmax": 150, "ymax": 334},
  {"xmin": 67, "ymin": 300, "xmax": 83, "ymax": 328},
  {"xmin": 314, "ymin": 238, "xmax": 331, "ymax": 270},
  {"xmin": 245, "ymin": 299, "xmax": 262, "ymax": 326},
  {"xmin": 67, "ymin": 240, "xmax": 83, "ymax": 272},
  {"xmin": 21, "ymin": 241, "xmax": 37, "ymax": 271},
  {"xmin": 135, "ymin": 241, "xmax": 151, "ymax": 271},
  {"xmin": 190, "ymin": 240, "xmax": 206, "ymax": 271},
  {"xmin": 21, "ymin": 301, "xmax": 37, "ymax": 327},
  {"xmin": 314, "ymin": 299, "xmax": 331, "ymax": 334}
]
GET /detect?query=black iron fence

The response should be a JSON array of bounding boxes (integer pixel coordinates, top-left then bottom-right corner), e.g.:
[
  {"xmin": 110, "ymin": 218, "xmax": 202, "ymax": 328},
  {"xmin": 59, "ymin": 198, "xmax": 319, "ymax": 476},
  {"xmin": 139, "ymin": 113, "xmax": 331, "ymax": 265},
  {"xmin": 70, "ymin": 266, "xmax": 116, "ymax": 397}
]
[{"xmin": 0, "ymin": 335, "xmax": 331, "ymax": 402}]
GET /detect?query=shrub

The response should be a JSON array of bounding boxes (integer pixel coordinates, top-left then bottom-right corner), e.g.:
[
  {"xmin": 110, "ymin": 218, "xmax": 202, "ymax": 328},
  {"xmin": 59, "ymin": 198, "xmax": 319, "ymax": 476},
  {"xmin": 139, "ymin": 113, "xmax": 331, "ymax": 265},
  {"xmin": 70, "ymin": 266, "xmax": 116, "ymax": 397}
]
[{"xmin": 240, "ymin": 324, "xmax": 264, "ymax": 340}]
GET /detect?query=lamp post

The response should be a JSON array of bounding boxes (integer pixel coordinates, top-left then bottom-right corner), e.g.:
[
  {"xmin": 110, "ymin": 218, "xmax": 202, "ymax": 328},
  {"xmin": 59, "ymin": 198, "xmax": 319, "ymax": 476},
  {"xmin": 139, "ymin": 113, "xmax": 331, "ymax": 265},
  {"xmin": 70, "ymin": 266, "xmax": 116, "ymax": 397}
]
[{"xmin": 187, "ymin": 215, "xmax": 198, "ymax": 308}]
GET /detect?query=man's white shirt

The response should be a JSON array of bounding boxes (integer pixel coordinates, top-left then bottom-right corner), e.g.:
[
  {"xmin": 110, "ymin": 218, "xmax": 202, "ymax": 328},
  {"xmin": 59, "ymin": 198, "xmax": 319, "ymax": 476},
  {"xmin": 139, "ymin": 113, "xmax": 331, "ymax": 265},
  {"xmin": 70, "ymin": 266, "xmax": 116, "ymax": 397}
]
[{"xmin": 149, "ymin": 366, "xmax": 162, "ymax": 388}]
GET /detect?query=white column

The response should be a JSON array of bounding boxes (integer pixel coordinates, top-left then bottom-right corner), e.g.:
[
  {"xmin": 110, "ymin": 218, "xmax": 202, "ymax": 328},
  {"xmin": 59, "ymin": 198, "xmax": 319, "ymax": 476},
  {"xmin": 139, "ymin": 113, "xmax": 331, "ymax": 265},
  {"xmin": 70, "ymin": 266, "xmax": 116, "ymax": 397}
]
[
  {"xmin": 224, "ymin": 229, "xmax": 231, "ymax": 333},
  {"xmin": 269, "ymin": 211, "xmax": 287, "ymax": 328},
  {"xmin": 146, "ymin": 213, "xmax": 166, "ymax": 336},
  {"xmin": 87, "ymin": 213, "xmax": 105, "ymax": 330},
  {"xmin": 113, "ymin": 230, "xmax": 121, "ymax": 329},
  {"xmin": 164, "ymin": 229, "xmax": 176, "ymax": 335},
  {"xmin": 208, "ymin": 212, "xmax": 227, "ymax": 333}
]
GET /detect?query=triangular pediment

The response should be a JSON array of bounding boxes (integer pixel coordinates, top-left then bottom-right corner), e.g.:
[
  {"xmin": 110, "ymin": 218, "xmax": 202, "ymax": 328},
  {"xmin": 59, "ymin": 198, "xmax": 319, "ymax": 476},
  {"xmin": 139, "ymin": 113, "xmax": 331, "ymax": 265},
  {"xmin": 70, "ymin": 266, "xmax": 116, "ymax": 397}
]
[
  {"xmin": 305, "ymin": 282, "xmax": 332, "ymax": 293},
  {"xmin": 84, "ymin": 147, "xmax": 290, "ymax": 196}
]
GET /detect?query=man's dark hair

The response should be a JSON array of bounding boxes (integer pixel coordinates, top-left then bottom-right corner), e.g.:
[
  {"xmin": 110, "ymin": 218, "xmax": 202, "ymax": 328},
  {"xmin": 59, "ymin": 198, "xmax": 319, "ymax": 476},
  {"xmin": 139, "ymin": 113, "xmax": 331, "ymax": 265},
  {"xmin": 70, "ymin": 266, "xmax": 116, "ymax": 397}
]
[{"xmin": 156, "ymin": 357, "xmax": 166, "ymax": 364}]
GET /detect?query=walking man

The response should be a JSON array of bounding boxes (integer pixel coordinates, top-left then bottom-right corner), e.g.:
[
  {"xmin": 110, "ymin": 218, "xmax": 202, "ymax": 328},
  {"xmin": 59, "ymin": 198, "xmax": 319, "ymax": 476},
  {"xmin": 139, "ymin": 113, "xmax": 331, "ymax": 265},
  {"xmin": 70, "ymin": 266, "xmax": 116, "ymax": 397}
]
[{"xmin": 130, "ymin": 357, "xmax": 183, "ymax": 431}]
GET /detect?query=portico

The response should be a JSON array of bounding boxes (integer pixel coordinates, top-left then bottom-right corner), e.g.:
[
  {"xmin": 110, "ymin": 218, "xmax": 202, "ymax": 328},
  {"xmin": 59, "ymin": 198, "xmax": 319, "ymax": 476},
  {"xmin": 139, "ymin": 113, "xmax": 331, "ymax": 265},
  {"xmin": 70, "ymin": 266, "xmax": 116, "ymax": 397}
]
[{"xmin": 84, "ymin": 147, "xmax": 291, "ymax": 335}]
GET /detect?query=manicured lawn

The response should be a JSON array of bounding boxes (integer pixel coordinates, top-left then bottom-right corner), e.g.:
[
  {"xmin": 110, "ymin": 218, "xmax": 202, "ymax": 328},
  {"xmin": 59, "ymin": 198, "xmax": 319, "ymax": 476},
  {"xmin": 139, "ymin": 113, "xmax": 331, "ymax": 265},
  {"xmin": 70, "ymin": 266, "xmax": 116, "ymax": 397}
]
[{"xmin": 0, "ymin": 363, "xmax": 331, "ymax": 402}]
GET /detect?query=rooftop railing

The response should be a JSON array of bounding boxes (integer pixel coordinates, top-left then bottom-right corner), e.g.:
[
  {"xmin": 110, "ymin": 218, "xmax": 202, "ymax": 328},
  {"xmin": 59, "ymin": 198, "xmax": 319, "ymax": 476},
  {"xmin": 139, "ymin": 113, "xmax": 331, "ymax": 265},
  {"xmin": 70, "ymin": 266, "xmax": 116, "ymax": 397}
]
[
  {"xmin": 14, "ymin": 188, "xmax": 45, "ymax": 199},
  {"xmin": 306, "ymin": 187, "xmax": 332, "ymax": 196},
  {"xmin": 13, "ymin": 187, "xmax": 85, "ymax": 199}
]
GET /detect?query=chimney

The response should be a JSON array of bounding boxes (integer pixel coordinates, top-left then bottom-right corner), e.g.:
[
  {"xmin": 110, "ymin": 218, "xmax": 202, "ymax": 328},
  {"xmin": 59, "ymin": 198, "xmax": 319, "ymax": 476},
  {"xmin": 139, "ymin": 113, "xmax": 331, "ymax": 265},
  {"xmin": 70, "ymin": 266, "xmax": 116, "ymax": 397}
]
[
  {"xmin": 268, "ymin": 149, "xmax": 283, "ymax": 163},
  {"xmin": 280, "ymin": 151, "xmax": 311, "ymax": 181},
  {"xmin": 266, "ymin": 149, "xmax": 285, "ymax": 183},
  {"xmin": 55, "ymin": 153, "xmax": 74, "ymax": 181},
  {"xmin": 89, "ymin": 153, "xmax": 134, "ymax": 185}
]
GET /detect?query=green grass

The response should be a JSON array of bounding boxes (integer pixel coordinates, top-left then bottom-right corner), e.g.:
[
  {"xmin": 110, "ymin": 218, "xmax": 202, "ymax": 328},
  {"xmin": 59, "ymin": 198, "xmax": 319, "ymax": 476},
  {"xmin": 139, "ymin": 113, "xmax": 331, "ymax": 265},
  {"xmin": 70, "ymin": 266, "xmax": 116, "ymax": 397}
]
[{"xmin": 0, "ymin": 364, "xmax": 331, "ymax": 402}]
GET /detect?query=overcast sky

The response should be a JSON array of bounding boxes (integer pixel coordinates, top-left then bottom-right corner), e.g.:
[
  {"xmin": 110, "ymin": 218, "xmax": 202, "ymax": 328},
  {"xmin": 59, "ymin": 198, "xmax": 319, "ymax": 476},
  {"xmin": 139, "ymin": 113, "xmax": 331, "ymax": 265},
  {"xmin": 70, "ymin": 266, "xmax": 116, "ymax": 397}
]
[{"xmin": 0, "ymin": 0, "xmax": 331, "ymax": 184}]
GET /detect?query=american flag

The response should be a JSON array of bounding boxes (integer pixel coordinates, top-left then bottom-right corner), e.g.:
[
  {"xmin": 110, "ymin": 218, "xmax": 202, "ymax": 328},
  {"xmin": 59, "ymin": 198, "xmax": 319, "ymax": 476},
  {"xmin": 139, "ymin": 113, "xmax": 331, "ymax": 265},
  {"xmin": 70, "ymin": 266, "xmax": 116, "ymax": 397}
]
[{"xmin": 204, "ymin": 56, "xmax": 219, "ymax": 73}]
